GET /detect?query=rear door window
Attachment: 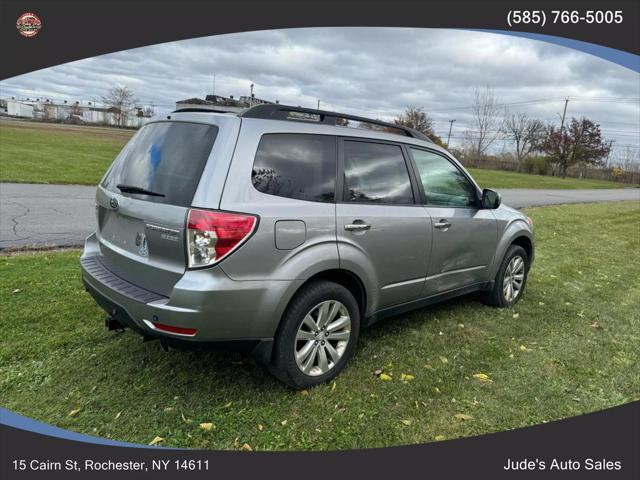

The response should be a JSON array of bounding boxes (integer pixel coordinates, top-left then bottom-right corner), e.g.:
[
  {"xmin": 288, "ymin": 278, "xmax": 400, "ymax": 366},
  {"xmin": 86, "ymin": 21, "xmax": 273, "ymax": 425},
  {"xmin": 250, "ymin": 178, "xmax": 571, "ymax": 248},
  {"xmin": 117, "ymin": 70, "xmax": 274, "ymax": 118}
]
[
  {"xmin": 251, "ymin": 134, "xmax": 337, "ymax": 202},
  {"xmin": 342, "ymin": 140, "xmax": 414, "ymax": 204},
  {"xmin": 102, "ymin": 122, "xmax": 218, "ymax": 207}
]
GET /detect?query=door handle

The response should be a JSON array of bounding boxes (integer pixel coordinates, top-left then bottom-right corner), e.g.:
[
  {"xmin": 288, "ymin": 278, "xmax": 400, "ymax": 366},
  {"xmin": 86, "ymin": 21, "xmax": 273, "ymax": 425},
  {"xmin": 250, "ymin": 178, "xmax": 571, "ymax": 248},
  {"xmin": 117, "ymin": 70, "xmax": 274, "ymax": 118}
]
[
  {"xmin": 344, "ymin": 223, "xmax": 371, "ymax": 232},
  {"xmin": 434, "ymin": 219, "xmax": 451, "ymax": 230}
]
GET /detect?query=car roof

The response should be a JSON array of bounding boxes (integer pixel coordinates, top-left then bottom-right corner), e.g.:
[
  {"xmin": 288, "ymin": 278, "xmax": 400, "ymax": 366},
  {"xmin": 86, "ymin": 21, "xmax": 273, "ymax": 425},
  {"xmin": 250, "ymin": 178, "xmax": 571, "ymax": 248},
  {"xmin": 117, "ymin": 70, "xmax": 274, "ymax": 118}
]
[{"xmin": 167, "ymin": 108, "xmax": 449, "ymax": 155}]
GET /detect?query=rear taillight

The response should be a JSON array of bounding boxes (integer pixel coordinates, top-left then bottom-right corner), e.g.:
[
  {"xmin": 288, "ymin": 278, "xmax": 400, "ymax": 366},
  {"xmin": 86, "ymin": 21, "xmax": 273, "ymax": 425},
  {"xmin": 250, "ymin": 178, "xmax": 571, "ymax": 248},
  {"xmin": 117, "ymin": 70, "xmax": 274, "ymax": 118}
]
[{"xmin": 186, "ymin": 209, "xmax": 257, "ymax": 268}]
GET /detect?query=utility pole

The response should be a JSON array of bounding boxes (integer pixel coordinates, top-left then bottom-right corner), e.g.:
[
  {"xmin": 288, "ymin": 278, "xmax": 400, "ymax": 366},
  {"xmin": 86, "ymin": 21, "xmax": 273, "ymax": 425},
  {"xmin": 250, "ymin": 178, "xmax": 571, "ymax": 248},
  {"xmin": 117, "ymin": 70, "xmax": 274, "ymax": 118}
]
[
  {"xmin": 446, "ymin": 119, "xmax": 456, "ymax": 147},
  {"xmin": 317, "ymin": 99, "xmax": 320, "ymax": 110},
  {"xmin": 560, "ymin": 96, "xmax": 569, "ymax": 133},
  {"xmin": 604, "ymin": 140, "xmax": 614, "ymax": 168},
  {"xmin": 249, "ymin": 83, "xmax": 254, "ymax": 107},
  {"xmin": 212, "ymin": 73, "xmax": 216, "ymax": 97},
  {"xmin": 553, "ymin": 96, "xmax": 570, "ymax": 177}
]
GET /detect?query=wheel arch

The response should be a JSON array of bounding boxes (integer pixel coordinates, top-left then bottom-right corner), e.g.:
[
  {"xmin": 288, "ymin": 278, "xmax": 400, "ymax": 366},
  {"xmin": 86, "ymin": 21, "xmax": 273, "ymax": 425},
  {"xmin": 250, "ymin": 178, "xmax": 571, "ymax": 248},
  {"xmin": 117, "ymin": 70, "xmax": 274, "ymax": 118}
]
[
  {"xmin": 511, "ymin": 235, "xmax": 533, "ymax": 266},
  {"xmin": 489, "ymin": 220, "xmax": 534, "ymax": 279},
  {"xmin": 300, "ymin": 269, "xmax": 367, "ymax": 321},
  {"xmin": 276, "ymin": 269, "xmax": 368, "ymax": 334}
]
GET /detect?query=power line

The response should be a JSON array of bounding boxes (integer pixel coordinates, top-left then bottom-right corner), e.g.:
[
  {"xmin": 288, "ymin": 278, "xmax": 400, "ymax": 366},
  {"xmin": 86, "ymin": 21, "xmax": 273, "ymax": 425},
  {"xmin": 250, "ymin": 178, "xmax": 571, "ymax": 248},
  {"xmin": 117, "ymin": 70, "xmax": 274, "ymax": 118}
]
[
  {"xmin": 429, "ymin": 97, "xmax": 560, "ymax": 112},
  {"xmin": 428, "ymin": 96, "xmax": 640, "ymax": 113}
]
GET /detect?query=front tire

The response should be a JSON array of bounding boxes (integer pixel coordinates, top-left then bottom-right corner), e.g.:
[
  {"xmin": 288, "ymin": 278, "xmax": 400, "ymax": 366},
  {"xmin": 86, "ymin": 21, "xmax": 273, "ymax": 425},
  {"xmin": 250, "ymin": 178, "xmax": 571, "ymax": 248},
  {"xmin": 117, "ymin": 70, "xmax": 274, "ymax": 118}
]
[
  {"xmin": 270, "ymin": 281, "xmax": 360, "ymax": 389},
  {"xmin": 483, "ymin": 245, "xmax": 529, "ymax": 308}
]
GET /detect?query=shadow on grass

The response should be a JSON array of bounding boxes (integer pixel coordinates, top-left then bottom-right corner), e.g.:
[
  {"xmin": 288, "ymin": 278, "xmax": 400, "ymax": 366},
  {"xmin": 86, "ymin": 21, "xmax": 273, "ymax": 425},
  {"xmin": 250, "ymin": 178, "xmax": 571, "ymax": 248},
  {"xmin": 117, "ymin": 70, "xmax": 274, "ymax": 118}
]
[{"xmin": 91, "ymin": 292, "xmax": 485, "ymax": 396}]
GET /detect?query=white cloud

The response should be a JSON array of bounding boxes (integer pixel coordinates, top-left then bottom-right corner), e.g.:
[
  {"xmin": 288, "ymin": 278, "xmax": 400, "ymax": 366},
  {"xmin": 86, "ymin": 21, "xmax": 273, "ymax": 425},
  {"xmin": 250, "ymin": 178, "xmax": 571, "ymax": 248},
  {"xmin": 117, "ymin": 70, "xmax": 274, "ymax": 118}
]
[{"xmin": 1, "ymin": 28, "xmax": 638, "ymax": 154}]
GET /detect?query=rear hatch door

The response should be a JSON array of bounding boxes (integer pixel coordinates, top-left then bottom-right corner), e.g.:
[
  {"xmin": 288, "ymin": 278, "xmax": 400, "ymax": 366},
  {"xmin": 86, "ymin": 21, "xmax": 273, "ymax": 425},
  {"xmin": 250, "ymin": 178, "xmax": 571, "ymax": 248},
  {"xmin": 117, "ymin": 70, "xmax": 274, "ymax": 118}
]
[{"xmin": 96, "ymin": 120, "xmax": 221, "ymax": 297}]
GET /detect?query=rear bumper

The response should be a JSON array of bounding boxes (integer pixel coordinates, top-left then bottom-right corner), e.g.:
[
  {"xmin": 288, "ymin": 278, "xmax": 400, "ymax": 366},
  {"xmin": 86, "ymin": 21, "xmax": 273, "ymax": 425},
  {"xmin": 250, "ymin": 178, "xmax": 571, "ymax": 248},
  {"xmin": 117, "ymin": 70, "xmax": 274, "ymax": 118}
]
[{"xmin": 80, "ymin": 233, "xmax": 301, "ymax": 356}]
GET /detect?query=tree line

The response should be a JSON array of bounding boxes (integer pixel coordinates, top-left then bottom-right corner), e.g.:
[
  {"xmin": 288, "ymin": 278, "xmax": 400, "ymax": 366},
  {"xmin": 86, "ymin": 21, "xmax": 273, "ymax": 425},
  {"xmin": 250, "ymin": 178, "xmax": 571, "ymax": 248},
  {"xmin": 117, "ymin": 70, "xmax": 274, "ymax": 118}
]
[{"xmin": 392, "ymin": 87, "xmax": 620, "ymax": 178}]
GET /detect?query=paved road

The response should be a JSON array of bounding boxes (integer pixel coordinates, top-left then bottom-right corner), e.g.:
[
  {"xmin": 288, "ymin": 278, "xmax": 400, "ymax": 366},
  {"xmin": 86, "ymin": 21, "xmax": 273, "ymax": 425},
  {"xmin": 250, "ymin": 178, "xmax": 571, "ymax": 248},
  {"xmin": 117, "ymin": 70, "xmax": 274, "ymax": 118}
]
[
  {"xmin": 1, "ymin": 183, "xmax": 96, "ymax": 249},
  {"xmin": 498, "ymin": 188, "xmax": 639, "ymax": 209},
  {"xmin": 1, "ymin": 183, "xmax": 638, "ymax": 249}
]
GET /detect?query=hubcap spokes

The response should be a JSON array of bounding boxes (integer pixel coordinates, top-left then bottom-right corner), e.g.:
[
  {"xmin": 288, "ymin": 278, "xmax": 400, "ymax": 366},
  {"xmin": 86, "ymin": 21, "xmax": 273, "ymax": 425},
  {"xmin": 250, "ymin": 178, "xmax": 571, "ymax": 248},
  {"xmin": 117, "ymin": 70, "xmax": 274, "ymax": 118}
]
[
  {"xmin": 503, "ymin": 255, "xmax": 525, "ymax": 302},
  {"xmin": 295, "ymin": 300, "xmax": 351, "ymax": 376}
]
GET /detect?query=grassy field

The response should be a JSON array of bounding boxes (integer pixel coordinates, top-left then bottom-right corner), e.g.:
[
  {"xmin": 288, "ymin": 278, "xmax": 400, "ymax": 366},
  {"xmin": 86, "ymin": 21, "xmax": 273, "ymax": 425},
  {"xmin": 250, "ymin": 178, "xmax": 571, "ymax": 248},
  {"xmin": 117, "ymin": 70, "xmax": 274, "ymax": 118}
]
[
  {"xmin": 0, "ymin": 119, "xmax": 133, "ymax": 185},
  {"xmin": 467, "ymin": 168, "xmax": 628, "ymax": 190},
  {"xmin": 0, "ymin": 119, "xmax": 630, "ymax": 189},
  {"xmin": 1, "ymin": 201, "xmax": 638, "ymax": 450}
]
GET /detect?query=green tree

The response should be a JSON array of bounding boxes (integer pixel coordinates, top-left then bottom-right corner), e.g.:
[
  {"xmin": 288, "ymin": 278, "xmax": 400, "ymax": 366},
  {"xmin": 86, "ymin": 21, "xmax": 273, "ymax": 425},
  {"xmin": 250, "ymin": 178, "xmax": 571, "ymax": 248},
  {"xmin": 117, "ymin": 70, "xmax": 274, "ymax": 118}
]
[{"xmin": 541, "ymin": 117, "xmax": 612, "ymax": 178}]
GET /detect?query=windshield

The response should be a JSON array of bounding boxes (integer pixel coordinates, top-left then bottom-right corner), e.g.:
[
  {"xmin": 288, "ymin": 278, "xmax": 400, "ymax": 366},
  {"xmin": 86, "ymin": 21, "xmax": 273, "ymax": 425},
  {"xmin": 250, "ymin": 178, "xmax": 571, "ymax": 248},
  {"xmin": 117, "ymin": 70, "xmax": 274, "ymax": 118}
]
[{"xmin": 102, "ymin": 122, "xmax": 218, "ymax": 207}]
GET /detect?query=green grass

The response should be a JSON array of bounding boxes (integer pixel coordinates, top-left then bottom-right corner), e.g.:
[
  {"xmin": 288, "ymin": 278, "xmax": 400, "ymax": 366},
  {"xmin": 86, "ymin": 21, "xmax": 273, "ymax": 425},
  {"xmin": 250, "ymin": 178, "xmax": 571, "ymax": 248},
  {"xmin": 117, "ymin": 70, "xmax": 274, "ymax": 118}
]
[
  {"xmin": 0, "ymin": 121, "xmax": 132, "ymax": 185},
  {"xmin": 1, "ymin": 201, "xmax": 638, "ymax": 450},
  {"xmin": 468, "ymin": 168, "xmax": 627, "ymax": 190},
  {"xmin": 0, "ymin": 120, "xmax": 630, "ymax": 189}
]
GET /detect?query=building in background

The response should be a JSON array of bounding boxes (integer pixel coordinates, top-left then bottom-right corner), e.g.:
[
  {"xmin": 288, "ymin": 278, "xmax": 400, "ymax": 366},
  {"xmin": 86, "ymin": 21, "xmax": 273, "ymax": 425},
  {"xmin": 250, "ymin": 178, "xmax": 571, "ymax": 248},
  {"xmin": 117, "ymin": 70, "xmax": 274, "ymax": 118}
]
[
  {"xmin": 175, "ymin": 93, "xmax": 277, "ymax": 113},
  {"xmin": 2, "ymin": 98, "xmax": 152, "ymax": 128}
]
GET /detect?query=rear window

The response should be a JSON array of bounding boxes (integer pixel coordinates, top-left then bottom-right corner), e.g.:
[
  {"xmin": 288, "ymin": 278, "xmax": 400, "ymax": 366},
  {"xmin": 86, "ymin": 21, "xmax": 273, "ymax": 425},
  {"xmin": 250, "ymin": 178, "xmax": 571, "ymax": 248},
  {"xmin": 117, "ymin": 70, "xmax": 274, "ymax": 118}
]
[
  {"xmin": 251, "ymin": 134, "xmax": 337, "ymax": 202},
  {"xmin": 102, "ymin": 122, "xmax": 218, "ymax": 206}
]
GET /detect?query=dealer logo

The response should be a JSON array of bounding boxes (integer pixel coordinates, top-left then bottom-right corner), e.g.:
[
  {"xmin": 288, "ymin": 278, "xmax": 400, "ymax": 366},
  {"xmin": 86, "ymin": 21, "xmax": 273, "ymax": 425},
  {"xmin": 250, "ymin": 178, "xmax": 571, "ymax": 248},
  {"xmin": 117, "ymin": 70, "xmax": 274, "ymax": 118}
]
[{"xmin": 16, "ymin": 12, "xmax": 42, "ymax": 38}]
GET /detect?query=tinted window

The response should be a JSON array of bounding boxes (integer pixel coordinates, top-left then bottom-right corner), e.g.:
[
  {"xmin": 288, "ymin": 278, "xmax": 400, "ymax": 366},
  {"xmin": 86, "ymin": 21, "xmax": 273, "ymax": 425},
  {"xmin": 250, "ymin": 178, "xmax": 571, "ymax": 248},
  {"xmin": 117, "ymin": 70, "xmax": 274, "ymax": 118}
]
[
  {"xmin": 252, "ymin": 134, "xmax": 336, "ymax": 202},
  {"xmin": 102, "ymin": 122, "xmax": 217, "ymax": 207},
  {"xmin": 410, "ymin": 148, "xmax": 478, "ymax": 207},
  {"xmin": 343, "ymin": 141, "xmax": 413, "ymax": 204}
]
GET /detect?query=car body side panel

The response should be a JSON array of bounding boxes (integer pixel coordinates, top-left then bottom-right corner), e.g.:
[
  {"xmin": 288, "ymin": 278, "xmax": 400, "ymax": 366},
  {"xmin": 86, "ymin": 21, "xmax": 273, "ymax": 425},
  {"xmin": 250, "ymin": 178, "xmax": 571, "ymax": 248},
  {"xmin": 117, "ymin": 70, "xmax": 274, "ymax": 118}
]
[
  {"xmin": 336, "ymin": 204, "xmax": 431, "ymax": 311},
  {"xmin": 217, "ymin": 119, "xmax": 339, "ymax": 281},
  {"xmin": 423, "ymin": 206, "xmax": 498, "ymax": 295}
]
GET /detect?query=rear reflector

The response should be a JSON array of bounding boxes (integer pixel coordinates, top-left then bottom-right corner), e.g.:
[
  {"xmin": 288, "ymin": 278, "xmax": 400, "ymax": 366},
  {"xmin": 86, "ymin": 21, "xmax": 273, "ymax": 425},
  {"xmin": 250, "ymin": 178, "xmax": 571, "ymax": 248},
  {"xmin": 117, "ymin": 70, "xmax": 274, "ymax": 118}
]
[
  {"xmin": 151, "ymin": 321, "xmax": 196, "ymax": 336},
  {"xmin": 187, "ymin": 209, "xmax": 257, "ymax": 268}
]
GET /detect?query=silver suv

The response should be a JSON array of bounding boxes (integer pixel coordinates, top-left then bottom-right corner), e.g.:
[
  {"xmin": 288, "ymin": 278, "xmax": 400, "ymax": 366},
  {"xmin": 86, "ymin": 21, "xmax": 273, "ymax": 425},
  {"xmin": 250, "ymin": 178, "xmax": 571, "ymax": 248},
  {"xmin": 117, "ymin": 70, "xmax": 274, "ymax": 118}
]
[{"xmin": 81, "ymin": 104, "xmax": 534, "ymax": 388}]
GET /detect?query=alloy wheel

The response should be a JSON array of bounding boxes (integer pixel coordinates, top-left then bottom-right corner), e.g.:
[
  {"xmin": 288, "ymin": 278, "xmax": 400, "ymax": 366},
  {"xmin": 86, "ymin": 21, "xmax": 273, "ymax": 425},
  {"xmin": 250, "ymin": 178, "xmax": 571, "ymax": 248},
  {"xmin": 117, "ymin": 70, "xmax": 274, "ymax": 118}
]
[
  {"xmin": 294, "ymin": 300, "xmax": 351, "ymax": 376},
  {"xmin": 503, "ymin": 255, "xmax": 525, "ymax": 302}
]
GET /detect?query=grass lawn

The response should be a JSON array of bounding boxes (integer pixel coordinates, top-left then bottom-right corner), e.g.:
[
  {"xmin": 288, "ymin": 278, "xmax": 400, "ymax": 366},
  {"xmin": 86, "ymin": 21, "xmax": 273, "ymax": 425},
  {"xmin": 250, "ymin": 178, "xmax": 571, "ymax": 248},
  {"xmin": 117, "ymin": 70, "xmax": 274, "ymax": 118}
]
[
  {"xmin": 0, "ymin": 119, "xmax": 631, "ymax": 189},
  {"xmin": 0, "ymin": 120, "xmax": 133, "ymax": 185},
  {"xmin": 1, "ymin": 201, "xmax": 638, "ymax": 450},
  {"xmin": 468, "ymin": 168, "xmax": 627, "ymax": 190}
]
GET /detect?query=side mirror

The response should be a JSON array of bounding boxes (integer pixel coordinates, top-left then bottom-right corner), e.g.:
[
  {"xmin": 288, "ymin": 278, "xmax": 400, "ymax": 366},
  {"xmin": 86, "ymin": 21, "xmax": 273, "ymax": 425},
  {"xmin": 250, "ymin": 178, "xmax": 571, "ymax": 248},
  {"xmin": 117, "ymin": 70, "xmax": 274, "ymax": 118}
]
[{"xmin": 482, "ymin": 188, "xmax": 501, "ymax": 209}]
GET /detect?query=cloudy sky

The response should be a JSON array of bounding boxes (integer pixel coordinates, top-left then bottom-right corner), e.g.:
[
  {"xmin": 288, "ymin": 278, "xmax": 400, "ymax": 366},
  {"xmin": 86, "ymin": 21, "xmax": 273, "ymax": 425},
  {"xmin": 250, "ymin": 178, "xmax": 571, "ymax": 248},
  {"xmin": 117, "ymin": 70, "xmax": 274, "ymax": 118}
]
[{"xmin": 2, "ymin": 28, "xmax": 639, "ymax": 158}]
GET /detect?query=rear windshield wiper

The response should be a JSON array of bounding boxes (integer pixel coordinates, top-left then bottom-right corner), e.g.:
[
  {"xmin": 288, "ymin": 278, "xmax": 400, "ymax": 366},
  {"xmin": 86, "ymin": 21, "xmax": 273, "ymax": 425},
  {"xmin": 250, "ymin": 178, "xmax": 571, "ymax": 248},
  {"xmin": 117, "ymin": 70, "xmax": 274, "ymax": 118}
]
[{"xmin": 116, "ymin": 184, "xmax": 165, "ymax": 197}]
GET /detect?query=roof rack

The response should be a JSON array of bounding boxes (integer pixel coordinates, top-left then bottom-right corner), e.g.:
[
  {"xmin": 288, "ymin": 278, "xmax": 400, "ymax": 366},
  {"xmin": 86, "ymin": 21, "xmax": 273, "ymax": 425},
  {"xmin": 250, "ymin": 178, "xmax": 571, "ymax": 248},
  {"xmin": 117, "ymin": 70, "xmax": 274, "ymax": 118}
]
[{"xmin": 239, "ymin": 104, "xmax": 431, "ymax": 142}]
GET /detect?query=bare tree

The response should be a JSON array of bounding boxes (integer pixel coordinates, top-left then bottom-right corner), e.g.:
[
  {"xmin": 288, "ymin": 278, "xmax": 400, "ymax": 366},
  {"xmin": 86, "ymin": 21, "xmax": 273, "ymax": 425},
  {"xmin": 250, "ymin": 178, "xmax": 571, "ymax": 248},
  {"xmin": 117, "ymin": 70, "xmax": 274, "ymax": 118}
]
[
  {"xmin": 102, "ymin": 86, "xmax": 137, "ymax": 127},
  {"xmin": 618, "ymin": 145, "xmax": 640, "ymax": 172},
  {"xmin": 502, "ymin": 112, "xmax": 545, "ymax": 163},
  {"xmin": 468, "ymin": 87, "xmax": 504, "ymax": 166}
]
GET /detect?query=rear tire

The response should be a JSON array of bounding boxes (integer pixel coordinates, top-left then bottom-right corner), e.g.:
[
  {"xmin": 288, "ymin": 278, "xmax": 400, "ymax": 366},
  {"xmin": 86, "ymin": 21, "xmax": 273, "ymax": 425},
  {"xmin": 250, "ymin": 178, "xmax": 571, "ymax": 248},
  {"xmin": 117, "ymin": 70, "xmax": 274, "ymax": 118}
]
[
  {"xmin": 270, "ymin": 281, "xmax": 360, "ymax": 389},
  {"xmin": 483, "ymin": 245, "xmax": 529, "ymax": 308}
]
